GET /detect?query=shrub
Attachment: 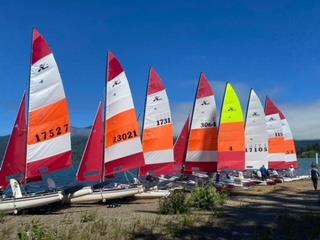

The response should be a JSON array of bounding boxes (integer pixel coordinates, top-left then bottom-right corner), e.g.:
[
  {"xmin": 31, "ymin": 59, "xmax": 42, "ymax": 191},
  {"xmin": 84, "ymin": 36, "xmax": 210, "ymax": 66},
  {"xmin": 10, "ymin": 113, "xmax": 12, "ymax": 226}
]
[
  {"xmin": 80, "ymin": 211, "xmax": 96, "ymax": 223},
  {"xmin": 159, "ymin": 190, "xmax": 189, "ymax": 214},
  {"xmin": 17, "ymin": 219, "xmax": 57, "ymax": 240},
  {"xmin": 189, "ymin": 185, "xmax": 227, "ymax": 211}
]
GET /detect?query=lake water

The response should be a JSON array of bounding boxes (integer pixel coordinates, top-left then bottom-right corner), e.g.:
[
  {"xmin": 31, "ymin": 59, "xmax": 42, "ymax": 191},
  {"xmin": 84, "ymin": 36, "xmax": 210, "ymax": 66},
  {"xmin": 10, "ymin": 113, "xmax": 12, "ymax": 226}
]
[{"xmin": 26, "ymin": 158, "xmax": 316, "ymax": 191}]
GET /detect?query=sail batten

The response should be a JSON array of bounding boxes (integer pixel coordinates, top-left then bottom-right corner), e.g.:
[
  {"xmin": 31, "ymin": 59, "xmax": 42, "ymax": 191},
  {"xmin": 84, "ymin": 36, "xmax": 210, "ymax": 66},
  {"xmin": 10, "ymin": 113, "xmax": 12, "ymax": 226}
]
[
  {"xmin": 185, "ymin": 73, "xmax": 218, "ymax": 173},
  {"xmin": 26, "ymin": 29, "xmax": 72, "ymax": 182},
  {"xmin": 104, "ymin": 52, "xmax": 145, "ymax": 176},
  {"xmin": 218, "ymin": 83, "xmax": 245, "ymax": 171}
]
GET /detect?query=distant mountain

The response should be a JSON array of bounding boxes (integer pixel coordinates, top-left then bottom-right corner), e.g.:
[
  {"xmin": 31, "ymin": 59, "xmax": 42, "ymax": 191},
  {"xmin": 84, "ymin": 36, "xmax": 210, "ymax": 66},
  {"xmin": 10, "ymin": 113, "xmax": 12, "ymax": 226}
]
[{"xmin": 71, "ymin": 126, "xmax": 91, "ymax": 136}]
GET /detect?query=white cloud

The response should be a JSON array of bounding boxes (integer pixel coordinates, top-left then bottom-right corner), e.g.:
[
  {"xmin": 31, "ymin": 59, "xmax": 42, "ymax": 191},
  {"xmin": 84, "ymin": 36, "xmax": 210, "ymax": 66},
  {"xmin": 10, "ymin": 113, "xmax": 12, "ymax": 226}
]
[{"xmin": 280, "ymin": 101, "xmax": 320, "ymax": 140}]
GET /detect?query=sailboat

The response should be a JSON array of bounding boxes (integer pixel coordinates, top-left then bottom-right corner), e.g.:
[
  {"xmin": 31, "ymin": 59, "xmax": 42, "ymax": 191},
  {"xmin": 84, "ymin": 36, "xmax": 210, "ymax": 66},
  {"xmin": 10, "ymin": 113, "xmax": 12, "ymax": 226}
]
[
  {"xmin": 0, "ymin": 29, "xmax": 71, "ymax": 213},
  {"xmin": 265, "ymin": 97, "xmax": 298, "ymax": 169},
  {"xmin": 0, "ymin": 93, "xmax": 27, "ymax": 191},
  {"xmin": 70, "ymin": 52, "xmax": 144, "ymax": 203},
  {"xmin": 217, "ymin": 83, "xmax": 245, "ymax": 171},
  {"xmin": 140, "ymin": 68, "xmax": 175, "ymax": 176},
  {"xmin": 245, "ymin": 89, "xmax": 268, "ymax": 170},
  {"xmin": 265, "ymin": 97, "xmax": 286, "ymax": 170},
  {"xmin": 173, "ymin": 116, "xmax": 190, "ymax": 174},
  {"xmin": 184, "ymin": 73, "xmax": 218, "ymax": 174}
]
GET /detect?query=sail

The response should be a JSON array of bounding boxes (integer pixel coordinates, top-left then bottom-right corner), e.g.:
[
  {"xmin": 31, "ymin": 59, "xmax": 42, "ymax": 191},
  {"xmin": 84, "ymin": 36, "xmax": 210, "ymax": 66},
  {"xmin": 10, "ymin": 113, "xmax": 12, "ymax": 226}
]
[
  {"xmin": 76, "ymin": 103, "xmax": 104, "ymax": 182},
  {"xmin": 0, "ymin": 93, "xmax": 27, "ymax": 189},
  {"xmin": 173, "ymin": 116, "xmax": 190, "ymax": 174},
  {"xmin": 140, "ymin": 68, "xmax": 175, "ymax": 176},
  {"xmin": 26, "ymin": 29, "xmax": 72, "ymax": 182},
  {"xmin": 265, "ymin": 97, "xmax": 297, "ymax": 169},
  {"xmin": 104, "ymin": 52, "xmax": 145, "ymax": 176},
  {"xmin": 245, "ymin": 89, "xmax": 268, "ymax": 169},
  {"xmin": 218, "ymin": 83, "xmax": 245, "ymax": 171},
  {"xmin": 184, "ymin": 73, "xmax": 218, "ymax": 173}
]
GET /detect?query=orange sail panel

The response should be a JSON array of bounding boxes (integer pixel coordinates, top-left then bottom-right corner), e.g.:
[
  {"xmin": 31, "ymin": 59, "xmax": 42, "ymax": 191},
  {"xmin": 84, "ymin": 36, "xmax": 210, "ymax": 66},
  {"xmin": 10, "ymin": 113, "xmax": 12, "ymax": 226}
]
[
  {"xmin": 217, "ymin": 83, "xmax": 245, "ymax": 171},
  {"xmin": 173, "ymin": 116, "xmax": 190, "ymax": 174},
  {"xmin": 140, "ymin": 68, "xmax": 175, "ymax": 176},
  {"xmin": 26, "ymin": 29, "xmax": 72, "ymax": 182},
  {"xmin": 76, "ymin": 103, "xmax": 104, "ymax": 182},
  {"xmin": 265, "ymin": 97, "xmax": 297, "ymax": 169},
  {"xmin": 184, "ymin": 74, "xmax": 218, "ymax": 173},
  {"xmin": 104, "ymin": 52, "xmax": 145, "ymax": 176},
  {"xmin": 0, "ymin": 93, "xmax": 27, "ymax": 189}
]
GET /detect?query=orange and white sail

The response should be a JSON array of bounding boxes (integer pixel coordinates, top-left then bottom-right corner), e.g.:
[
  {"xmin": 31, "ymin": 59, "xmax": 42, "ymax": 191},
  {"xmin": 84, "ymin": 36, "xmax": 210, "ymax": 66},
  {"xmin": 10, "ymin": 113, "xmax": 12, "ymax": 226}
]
[
  {"xmin": 265, "ymin": 97, "xmax": 286, "ymax": 170},
  {"xmin": 265, "ymin": 97, "xmax": 297, "ymax": 169},
  {"xmin": 245, "ymin": 89, "xmax": 268, "ymax": 169},
  {"xmin": 184, "ymin": 73, "xmax": 218, "ymax": 173},
  {"xmin": 104, "ymin": 52, "xmax": 145, "ymax": 177},
  {"xmin": 26, "ymin": 29, "xmax": 72, "ymax": 182},
  {"xmin": 140, "ymin": 68, "xmax": 175, "ymax": 176}
]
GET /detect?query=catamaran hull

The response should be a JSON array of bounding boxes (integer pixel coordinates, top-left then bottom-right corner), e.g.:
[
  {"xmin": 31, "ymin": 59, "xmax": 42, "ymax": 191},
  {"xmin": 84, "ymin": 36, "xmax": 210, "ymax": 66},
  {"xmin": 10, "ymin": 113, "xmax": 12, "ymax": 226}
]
[
  {"xmin": 0, "ymin": 191, "xmax": 63, "ymax": 214},
  {"xmin": 134, "ymin": 189, "xmax": 171, "ymax": 199},
  {"xmin": 70, "ymin": 187, "xmax": 141, "ymax": 204}
]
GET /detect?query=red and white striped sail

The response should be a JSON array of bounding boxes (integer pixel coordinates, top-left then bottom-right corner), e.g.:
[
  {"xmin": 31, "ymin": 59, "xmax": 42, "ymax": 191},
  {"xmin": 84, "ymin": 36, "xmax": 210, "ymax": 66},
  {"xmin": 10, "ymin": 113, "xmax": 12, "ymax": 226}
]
[
  {"xmin": 265, "ymin": 97, "xmax": 298, "ymax": 169},
  {"xmin": 104, "ymin": 52, "xmax": 145, "ymax": 177},
  {"xmin": 140, "ymin": 68, "xmax": 175, "ymax": 176},
  {"xmin": 245, "ymin": 90, "xmax": 268, "ymax": 169},
  {"xmin": 173, "ymin": 116, "xmax": 190, "ymax": 174},
  {"xmin": 265, "ymin": 97, "xmax": 286, "ymax": 170},
  {"xmin": 184, "ymin": 73, "xmax": 218, "ymax": 173},
  {"xmin": 76, "ymin": 103, "xmax": 104, "ymax": 182},
  {"xmin": 26, "ymin": 29, "xmax": 72, "ymax": 182},
  {"xmin": 0, "ymin": 93, "xmax": 27, "ymax": 189}
]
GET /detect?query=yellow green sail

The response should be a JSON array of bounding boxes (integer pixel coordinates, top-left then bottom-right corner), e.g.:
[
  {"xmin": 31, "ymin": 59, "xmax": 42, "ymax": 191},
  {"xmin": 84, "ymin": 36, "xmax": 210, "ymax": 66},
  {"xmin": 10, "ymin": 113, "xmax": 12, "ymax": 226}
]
[{"xmin": 220, "ymin": 83, "xmax": 244, "ymax": 124}]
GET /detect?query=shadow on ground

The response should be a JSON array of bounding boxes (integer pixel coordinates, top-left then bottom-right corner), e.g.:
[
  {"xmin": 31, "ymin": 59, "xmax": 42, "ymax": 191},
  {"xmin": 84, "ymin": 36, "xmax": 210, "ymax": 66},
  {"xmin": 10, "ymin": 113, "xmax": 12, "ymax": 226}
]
[{"xmin": 131, "ymin": 187, "xmax": 320, "ymax": 240}]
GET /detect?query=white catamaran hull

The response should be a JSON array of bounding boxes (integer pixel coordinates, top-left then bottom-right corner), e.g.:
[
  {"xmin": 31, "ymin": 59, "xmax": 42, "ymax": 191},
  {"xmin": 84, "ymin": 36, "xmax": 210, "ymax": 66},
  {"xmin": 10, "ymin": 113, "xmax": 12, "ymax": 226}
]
[
  {"xmin": 0, "ymin": 191, "xmax": 63, "ymax": 214},
  {"xmin": 70, "ymin": 187, "xmax": 142, "ymax": 204},
  {"xmin": 134, "ymin": 189, "xmax": 171, "ymax": 199}
]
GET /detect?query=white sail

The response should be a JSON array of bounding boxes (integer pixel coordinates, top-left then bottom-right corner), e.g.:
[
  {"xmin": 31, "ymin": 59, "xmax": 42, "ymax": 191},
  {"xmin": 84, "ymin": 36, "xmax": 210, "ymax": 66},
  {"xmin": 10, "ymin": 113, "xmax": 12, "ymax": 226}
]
[{"xmin": 245, "ymin": 90, "xmax": 268, "ymax": 169}]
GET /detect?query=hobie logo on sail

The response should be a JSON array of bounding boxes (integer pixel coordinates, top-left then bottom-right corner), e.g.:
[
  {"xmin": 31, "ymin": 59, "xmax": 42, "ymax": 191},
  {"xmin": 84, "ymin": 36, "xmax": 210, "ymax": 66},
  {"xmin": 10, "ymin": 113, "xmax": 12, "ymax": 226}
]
[
  {"xmin": 252, "ymin": 112, "xmax": 260, "ymax": 117},
  {"xmin": 227, "ymin": 107, "xmax": 235, "ymax": 112},
  {"xmin": 37, "ymin": 63, "xmax": 49, "ymax": 73},
  {"xmin": 112, "ymin": 80, "xmax": 121, "ymax": 87},
  {"xmin": 153, "ymin": 96, "xmax": 162, "ymax": 102},
  {"xmin": 201, "ymin": 100, "xmax": 209, "ymax": 106}
]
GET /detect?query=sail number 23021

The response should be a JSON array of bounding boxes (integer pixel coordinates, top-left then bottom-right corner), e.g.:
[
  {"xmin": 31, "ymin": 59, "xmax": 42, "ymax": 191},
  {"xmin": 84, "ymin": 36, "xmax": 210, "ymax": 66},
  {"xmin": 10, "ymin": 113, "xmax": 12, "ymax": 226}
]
[
  {"xmin": 113, "ymin": 130, "xmax": 138, "ymax": 143},
  {"xmin": 35, "ymin": 124, "xmax": 69, "ymax": 142}
]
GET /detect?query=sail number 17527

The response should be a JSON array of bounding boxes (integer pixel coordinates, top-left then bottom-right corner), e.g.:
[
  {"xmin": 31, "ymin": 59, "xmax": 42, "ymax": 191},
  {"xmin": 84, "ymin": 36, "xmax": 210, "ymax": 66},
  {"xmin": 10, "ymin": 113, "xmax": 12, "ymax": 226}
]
[{"xmin": 34, "ymin": 124, "xmax": 69, "ymax": 142}]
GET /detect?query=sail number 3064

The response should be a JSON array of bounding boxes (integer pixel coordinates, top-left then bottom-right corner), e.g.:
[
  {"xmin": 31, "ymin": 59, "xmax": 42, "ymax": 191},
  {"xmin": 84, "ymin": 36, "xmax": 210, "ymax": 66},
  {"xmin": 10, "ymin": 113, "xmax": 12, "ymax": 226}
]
[{"xmin": 35, "ymin": 124, "xmax": 69, "ymax": 142}]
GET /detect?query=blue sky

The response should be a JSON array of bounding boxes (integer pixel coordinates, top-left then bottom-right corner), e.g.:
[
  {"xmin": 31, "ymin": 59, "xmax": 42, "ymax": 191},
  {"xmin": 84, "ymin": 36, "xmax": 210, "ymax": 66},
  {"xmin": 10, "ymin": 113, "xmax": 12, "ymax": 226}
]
[{"xmin": 0, "ymin": 0, "xmax": 319, "ymax": 139}]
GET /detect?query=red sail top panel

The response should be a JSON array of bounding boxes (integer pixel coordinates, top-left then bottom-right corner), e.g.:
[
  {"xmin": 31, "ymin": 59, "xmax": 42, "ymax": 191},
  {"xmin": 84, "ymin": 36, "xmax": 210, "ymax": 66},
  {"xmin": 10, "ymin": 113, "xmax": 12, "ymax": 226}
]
[
  {"xmin": 0, "ymin": 93, "xmax": 27, "ymax": 189},
  {"xmin": 148, "ymin": 68, "xmax": 165, "ymax": 95},
  {"xmin": 77, "ymin": 103, "xmax": 104, "ymax": 183},
  {"xmin": 265, "ymin": 97, "xmax": 285, "ymax": 120},
  {"xmin": 196, "ymin": 73, "xmax": 214, "ymax": 99},
  {"xmin": 32, "ymin": 29, "xmax": 52, "ymax": 64},
  {"xmin": 107, "ymin": 51, "xmax": 124, "ymax": 81}
]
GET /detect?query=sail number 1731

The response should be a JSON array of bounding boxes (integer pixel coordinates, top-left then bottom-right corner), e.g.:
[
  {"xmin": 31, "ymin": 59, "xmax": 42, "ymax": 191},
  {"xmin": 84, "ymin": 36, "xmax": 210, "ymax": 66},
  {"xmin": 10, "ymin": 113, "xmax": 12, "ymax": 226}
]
[{"xmin": 35, "ymin": 124, "xmax": 69, "ymax": 142}]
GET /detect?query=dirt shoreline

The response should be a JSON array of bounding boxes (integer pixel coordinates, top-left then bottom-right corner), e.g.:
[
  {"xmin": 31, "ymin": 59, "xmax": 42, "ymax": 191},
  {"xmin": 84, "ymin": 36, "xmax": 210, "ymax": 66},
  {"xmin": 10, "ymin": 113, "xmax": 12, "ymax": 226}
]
[{"xmin": 1, "ymin": 179, "xmax": 320, "ymax": 239}]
